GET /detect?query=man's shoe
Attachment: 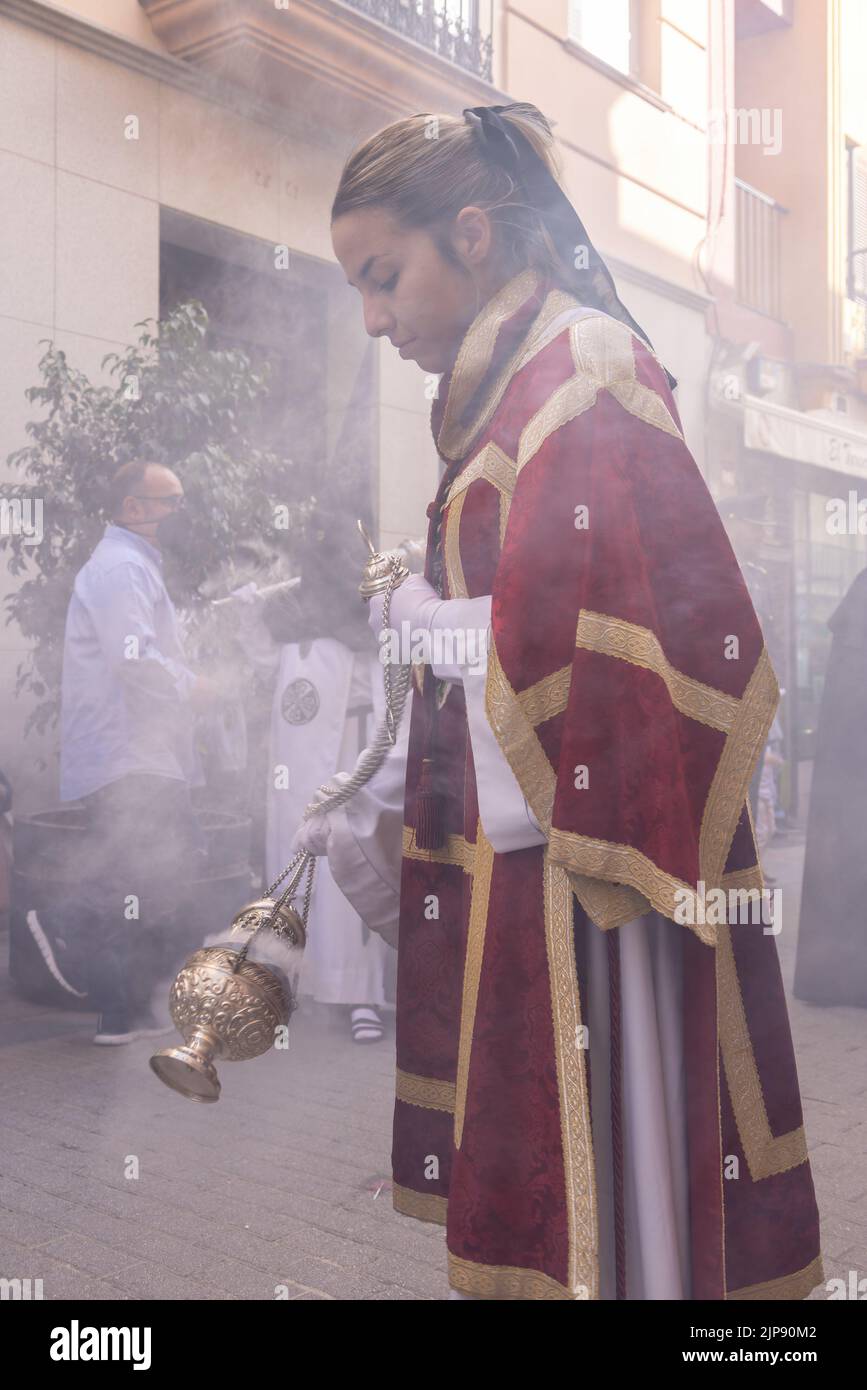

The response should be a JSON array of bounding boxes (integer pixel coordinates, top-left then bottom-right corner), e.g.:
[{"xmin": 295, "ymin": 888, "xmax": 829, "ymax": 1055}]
[{"xmin": 93, "ymin": 1013, "xmax": 138, "ymax": 1045}]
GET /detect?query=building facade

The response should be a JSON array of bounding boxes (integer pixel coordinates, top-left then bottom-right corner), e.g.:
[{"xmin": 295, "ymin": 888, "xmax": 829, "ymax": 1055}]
[
  {"xmin": 0, "ymin": 0, "xmax": 819, "ymax": 809},
  {"xmin": 703, "ymin": 0, "xmax": 867, "ymax": 815}
]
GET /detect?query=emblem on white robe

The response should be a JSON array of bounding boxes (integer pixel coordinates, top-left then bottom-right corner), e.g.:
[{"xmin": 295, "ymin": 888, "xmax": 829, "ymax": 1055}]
[{"xmin": 281, "ymin": 677, "xmax": 320, "ymax": 725}]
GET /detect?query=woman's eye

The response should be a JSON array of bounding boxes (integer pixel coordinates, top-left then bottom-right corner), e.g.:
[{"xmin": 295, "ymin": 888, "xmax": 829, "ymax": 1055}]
[{"xmin": 379, "ymin": 273, "xmax": 398, "ymax": 292}]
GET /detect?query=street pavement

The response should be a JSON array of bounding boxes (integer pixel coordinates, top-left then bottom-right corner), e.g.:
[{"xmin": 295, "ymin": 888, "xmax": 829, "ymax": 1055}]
[{"xmin": 0, "ymin": 831, "xmax": 864, "ymax": 1301}]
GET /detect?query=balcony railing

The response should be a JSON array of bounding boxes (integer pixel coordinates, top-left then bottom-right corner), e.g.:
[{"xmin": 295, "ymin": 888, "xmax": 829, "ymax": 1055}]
[
  {"xmin": 342, "ymin": 0, "xmax": 493, "ymax": 81},
  {"xmin": 735, "ymin": 177, "xmax": 788, "ymax": 320}
]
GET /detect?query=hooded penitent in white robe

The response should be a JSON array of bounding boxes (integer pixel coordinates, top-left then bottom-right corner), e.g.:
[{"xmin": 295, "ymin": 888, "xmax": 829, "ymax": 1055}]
[
  {"xmin": 235, "ymin": 594, "xmax": 389, "ymax": 1009},
  {"xmin": 267, "ymin": 638, "xmax": 388, "ymax": 1007}
]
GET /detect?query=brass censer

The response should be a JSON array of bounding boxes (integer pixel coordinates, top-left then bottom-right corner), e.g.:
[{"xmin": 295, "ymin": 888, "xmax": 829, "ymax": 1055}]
[
  {"xmin": 149, "ymin": 852, "xmax": 314, "ymax": 1103},
  {"xmin": 150, "ymin": 521, "xmax": 412, "ymax": 1102}
]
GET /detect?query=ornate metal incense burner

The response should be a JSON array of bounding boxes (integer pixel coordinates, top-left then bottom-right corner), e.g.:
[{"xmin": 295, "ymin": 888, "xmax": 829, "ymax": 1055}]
[
  {"xmin": 149, "ymin": 948, "xmax": 289, "ymax": 1104},
  {"xmin": 357, "ymin": 519, "xmax": 410, "ymax": 599},
  {"xmin": 149, "ymin": 852, "xmax": 314, "ymax": 1102},
  {"xmin": 151, "ymin": 521, "xmax": 413, "ymax": 1102}
]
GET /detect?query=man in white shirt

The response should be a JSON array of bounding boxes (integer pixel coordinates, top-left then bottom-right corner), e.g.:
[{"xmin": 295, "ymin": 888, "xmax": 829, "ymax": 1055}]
[{"xmin": 58, "ymin": 460, "xmax": 217, "ymax": 1044}]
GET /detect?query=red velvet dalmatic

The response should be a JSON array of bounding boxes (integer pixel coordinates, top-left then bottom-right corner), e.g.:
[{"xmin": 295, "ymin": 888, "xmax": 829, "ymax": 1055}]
[{"xmin": 389, "ymin": 266, "xmax": 823, "ymax": 1301}]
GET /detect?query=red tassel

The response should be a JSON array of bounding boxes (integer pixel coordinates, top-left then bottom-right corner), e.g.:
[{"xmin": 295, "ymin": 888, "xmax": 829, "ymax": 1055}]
[{"xmin": 414, "ymin": 758, "xmax": 445, "ymax": 851}]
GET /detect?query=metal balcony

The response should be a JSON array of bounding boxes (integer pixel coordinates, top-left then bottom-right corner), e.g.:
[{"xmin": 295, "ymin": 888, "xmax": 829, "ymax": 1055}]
[
  {"xmin": 736, "ymin": 178, "xmax": 788, "ymax": 320},
  {"xmin": 342, "ymin": 0, "xmax": 493, "ymax": 81}
]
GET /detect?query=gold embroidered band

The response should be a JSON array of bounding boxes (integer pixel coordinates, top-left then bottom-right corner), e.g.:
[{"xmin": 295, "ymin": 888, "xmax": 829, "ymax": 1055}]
[
  {"xmin": 717, "ymin": 923, "xmax": 808, "ymax": 1181},
  {"xmin": 544, "ymin": 854, "xmax": 599, "ymax": 1297},
  {"xmin": 515, "ymin": 314, "xmax": 683, "ymax": 481},
  {"xmin": 699, "ymin": 648, "xmax": 778, "ymax": 887},
  {"xmin": 575, "ymin": 611, "xmax": 741, "ymax": 733},
  {"xmin": 445, "ymin": 441, "xmax": 516, "ymax": 507},
  {"xmin": 517, "ymin": 664, "xmax": 572, "ymax": 728},
  {"xmin": 437, "ymin": 267, "xmax": 541, "ymax": 461},
  {"xmin": 392, "ymin": 1183, "xmax": 448, "ymax": 1226},
  {"xmin": 395, "ymin": 1069, "xmax": 456, "ymax": 1113},
  {"xmin": 726, "ymin": 1254, "xmax": 825, "ymax": 1302},
  {"xmin": 447, "ymin": 1250, "xmax": 588, "ymax": 1300},
  {"xmin": 485, "ymin": 621, "xmax": 776, "ymax": 939},
  {"xmin": 454, "ymin": 823, "xmax": 495, "ymax": 1150},
  {"xmin": 402, "ymin": 825, "xmax": 476, "ymax": 874},
  {"xmin": 443, "ymin": 488, "xmax": 469, "ymax": 599}
]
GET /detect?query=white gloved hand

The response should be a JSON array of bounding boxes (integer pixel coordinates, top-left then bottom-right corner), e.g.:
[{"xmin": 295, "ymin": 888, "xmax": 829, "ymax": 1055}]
[
  {"xmin": 368, "ymin": 575, "xmax": 491, "ymax": 682},
  {"xmin": 367, "ymin": 573, "xmax": 441, "ymax": 641},
  {"xmin": 291, "ymin": 811, "xmax": 330, "ymax": 858},
  {"xmin": 289, "ymin": 770, "xmax": 354, "ymax": 858}
]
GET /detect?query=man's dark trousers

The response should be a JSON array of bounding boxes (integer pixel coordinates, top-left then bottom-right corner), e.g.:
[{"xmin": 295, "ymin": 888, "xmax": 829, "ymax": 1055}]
[{"xmin": 76, "ymin": 774, "xmax": 205, "ymax": 1019}]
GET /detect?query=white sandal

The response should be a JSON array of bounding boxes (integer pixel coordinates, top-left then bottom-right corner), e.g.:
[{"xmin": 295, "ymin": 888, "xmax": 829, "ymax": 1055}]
[{"xmin": 350, "ymin": 1005, "xmax": 384, "ymax": 1044}]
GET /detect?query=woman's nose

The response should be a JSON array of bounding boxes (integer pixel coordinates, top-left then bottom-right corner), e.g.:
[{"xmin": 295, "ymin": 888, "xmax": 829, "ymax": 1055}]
[{"xmin": 363, "ymin": 299, "xmax": 396, "ymax": 340}]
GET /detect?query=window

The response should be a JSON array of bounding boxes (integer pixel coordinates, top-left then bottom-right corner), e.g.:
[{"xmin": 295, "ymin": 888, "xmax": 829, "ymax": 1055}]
[
  {"xmin": 846, "ymin": 140, "xmax": 867, "ymax": 305},
  {"xmin": 568, "ymin": 0, "xmax": 637, "ymax": 78}
]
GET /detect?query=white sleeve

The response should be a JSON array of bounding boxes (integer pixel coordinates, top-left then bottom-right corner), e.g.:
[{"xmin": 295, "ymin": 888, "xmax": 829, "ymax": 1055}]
[
  {"xmin": 326, "ymin": 596, "xmax": 548, "ymax": 940},
  {"xmin": 325, "ymin": 706, "xmax": 410, "ymax": 948},
  {"xmin": 462, "ymin": 639, "xmax": 548, "ymax": 854},
  {"xmin": 425, "ymin": 592, "xmax": 546, "ymax": 853}
]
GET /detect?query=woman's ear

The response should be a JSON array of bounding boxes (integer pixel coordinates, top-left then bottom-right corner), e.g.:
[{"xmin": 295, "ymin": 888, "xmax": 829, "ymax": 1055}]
[{"xmin": 452, "ymin": 206, "xmax": 493, "ymax": 269}]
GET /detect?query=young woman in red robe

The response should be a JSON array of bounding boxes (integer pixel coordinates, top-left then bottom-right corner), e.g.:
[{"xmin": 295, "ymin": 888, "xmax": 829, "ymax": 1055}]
[{"xmin": 296, "ymin": 103, "xmax": 823, "ymax": 1301}]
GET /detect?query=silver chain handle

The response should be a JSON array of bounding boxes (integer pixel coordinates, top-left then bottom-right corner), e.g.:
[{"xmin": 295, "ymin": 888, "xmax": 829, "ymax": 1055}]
[{"xmin": 301, "ymin": 558, "xmax": 411, "ymax": 821}]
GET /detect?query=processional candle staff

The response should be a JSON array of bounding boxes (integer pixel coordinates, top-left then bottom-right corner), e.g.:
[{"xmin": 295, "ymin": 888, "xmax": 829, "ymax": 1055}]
[{"xmin": 149, "ymin": 523, "xmax": 411, "ymax": 1103}]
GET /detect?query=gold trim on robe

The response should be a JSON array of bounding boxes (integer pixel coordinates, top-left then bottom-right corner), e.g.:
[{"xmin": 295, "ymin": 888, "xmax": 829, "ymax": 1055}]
[
  {"xmin": 436, "ymin": 273, "xmax": 612, "ymax": 464},
  {"xmin": 543, "ymin": 853, "xmax": 599, "ymax": 1298},
  {"xmin": 436, "ymin": 267, "xmax": 541, "ymax": 462},
  {"xmin": 393, "ymin": 1183, "xmax": 448, "ymax": 1227},
  {"xmin": 448, "ymin": 1250, "xmax": 590, "ymax": 1300},
  {"xmin": 453, "ymin": 823, "xmax": 495, "ymax": 1150},
  {"xmin": 717, "ymin": 924, "xmax": 809, "ymax": 1181},
  {"xmin": 726, "ymin": 1255, "xmax": 825, "ymax": 1302},
  {"xmin": 401, "ymin": 825, "xmax": 475, "ymax": 874},
  {"xmin": 514, "ymin": 314, "xmax": 683, "ymax": 481},
  {"xmin": 485, "ymin": 621, "xmax": 779, "ymax": 943},
  {"xmin": 575, "ymin": 611, "xmax": 742, "ymax": 733},
  {"xmin": 444, "ymin": 441, "xmax": 517, "ymax": 508},
  {"xmin": 395, "ymin": 1069, "xmax": 456, "ymax": 1113}
]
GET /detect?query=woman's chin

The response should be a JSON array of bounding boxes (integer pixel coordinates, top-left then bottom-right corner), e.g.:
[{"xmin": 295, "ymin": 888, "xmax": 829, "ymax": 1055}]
[{"xmin": 413, "ymin": 345, "xmax": 445, "ymax": 373}]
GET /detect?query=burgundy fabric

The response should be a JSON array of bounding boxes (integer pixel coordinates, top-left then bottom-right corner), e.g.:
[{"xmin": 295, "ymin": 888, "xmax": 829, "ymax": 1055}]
[
  {"xmin": 446, "ymin": 850, "xmax": 571, "ymax": 1280},
  {"xmin": 720, "ymin": 1063, "xmax": 822, "ymax": 1294},
  {"xmin": 390, "ymin": 273, "xmax": 822, "ymax": 1299},
  {"xmin": 491, "ymin": 377, "xmax": 766, "ymax": 891},
  {"xmin": 683, "ymin": 932, "xmax": 726, "ymax": 1299}
]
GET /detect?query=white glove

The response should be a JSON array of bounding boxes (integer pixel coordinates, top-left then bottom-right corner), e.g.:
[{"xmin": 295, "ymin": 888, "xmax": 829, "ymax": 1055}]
[
  {"xmin": 291, "ymin": 811, "xmax": 330, "ymax": 858},
  {"xmin": 289, "ymin": 771, "xmax": 353, "ymax": 858},
  {"xmin": 368, "ymin": 575, "xmax": 490, "ymax": 681},
  {"xmin": 367, "ymin": 573, "xmax": 440, "ymax": 639}
]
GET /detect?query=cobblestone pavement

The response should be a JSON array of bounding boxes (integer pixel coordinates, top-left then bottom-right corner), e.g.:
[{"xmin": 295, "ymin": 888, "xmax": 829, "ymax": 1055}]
[{"xmin": 0, "ymin": 833, "xmax": 864, "ymax": 1301}]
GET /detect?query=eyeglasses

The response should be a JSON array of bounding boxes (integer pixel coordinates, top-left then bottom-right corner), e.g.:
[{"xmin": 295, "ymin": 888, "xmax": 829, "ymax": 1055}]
[{"xmin": 132, "ymin": 494, "xmax": 186, "ymax": 511}]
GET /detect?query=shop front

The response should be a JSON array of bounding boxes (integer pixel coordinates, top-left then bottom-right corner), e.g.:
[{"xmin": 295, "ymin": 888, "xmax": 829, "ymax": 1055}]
[{"xmin": 741, "ymin": 395, "xmax": 867, "ymax": 815}]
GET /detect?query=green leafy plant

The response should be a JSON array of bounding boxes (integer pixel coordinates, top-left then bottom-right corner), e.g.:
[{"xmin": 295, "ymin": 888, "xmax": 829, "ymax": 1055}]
[{"xmin": 1, "ymin": 300, "xmax": 310, "ymax": 737}]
